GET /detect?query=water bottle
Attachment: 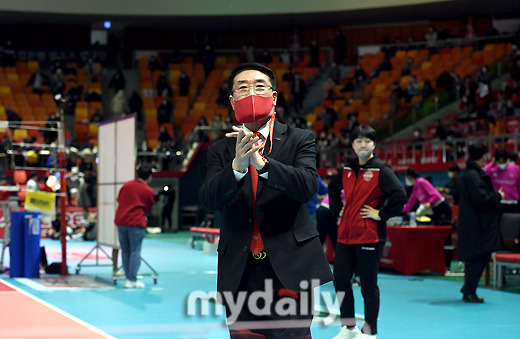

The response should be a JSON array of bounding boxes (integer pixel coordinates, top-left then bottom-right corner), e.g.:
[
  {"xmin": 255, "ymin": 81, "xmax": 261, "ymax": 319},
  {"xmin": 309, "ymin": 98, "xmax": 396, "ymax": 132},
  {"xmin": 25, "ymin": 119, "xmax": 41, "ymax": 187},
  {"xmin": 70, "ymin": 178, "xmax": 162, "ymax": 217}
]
[{"xmin": 409, "ymin": 212, "xmax": 417, "ymax": 227}]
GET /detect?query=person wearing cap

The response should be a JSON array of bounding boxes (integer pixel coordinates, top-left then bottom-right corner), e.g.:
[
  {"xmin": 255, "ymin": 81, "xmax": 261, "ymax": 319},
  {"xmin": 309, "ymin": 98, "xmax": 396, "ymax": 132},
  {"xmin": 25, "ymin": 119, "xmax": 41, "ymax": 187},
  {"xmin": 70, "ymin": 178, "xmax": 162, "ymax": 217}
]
[
  {"xmin": 199, "ymin": 62, "xmax": 332, "ymax": 338},
  {"xmin": 328, "ymin": 125, "xmax": 406, "ymax": 339},
  {"xmin": 483, "ymin": 148, "xmax": 520, "ymax": 216},
  {"xmin": 458, "ymin": 143, "xmax": 504, "ymax": 303}
]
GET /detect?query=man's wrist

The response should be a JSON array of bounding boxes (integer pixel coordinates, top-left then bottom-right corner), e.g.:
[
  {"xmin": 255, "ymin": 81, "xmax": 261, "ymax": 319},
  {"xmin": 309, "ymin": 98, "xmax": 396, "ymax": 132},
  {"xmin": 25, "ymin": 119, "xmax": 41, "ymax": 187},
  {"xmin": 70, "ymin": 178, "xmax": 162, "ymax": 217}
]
[
  {"xmin": 232, "ymin": 159, "xmax": 247, "ymax": 173},
  {"xmin": 257, "ymin": 157, "xmax": 269, "ymax": 175}
]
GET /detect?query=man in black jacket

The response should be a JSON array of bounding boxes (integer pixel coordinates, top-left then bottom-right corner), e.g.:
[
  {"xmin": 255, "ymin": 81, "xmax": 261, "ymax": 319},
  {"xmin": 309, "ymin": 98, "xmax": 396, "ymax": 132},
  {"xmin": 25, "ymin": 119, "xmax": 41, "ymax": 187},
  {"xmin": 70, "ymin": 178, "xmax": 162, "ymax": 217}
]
[{"xmin": 458, "ymin": 143, "xmax": 504, "ymax": 303}]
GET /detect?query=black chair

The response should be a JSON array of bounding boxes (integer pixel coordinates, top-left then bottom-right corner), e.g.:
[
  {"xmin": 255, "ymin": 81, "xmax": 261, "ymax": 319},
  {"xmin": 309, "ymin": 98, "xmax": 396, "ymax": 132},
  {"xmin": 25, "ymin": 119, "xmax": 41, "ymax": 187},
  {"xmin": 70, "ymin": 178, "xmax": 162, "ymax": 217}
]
[
  {"xmin": 493, "ymin": 213, "xmax": 520, "ymax": 288},
  {"xmin": 500, "ymin": 213, "xmax": 520, "ymax": 253}
]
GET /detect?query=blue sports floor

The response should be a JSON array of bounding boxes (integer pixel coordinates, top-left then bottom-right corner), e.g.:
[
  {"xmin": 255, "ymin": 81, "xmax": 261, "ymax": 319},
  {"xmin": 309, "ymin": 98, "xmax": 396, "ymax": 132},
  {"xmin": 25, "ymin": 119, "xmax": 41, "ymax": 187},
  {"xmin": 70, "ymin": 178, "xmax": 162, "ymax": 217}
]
[{"xmin": 2, "ymin": 232, "xmax": 520, "ymax": 338}]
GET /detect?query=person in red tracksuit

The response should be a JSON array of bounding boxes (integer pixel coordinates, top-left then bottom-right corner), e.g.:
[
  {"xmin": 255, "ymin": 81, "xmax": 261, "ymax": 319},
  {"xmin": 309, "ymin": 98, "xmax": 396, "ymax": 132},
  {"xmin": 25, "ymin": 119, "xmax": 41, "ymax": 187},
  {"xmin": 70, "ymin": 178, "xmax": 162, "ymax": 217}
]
[{"xmin": 329, "ymin": 125, "xmax": 406, "ymax": 339}]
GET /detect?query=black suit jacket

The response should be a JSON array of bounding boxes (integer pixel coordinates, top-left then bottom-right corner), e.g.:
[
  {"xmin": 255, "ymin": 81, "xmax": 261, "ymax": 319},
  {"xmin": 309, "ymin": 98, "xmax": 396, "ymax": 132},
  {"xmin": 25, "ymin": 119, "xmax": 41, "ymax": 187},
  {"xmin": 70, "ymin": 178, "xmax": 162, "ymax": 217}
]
[{"xmin": 199, "ymin": 120, "xmax": 333, "ymax": 294}]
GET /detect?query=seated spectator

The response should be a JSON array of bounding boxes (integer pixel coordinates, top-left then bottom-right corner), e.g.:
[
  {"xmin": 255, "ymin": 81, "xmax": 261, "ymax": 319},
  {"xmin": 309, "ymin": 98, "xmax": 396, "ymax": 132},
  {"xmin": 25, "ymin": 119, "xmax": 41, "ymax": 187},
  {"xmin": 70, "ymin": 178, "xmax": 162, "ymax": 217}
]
[
  {"xmin": 434, "ymin": 119, "xmax": 448, "ymax": 141},
  {"xmin": 156, "ymin": 72, "xmax": 172, "ymax": 97},
  {"xmin": 282, "ymin": 69, "xmax": 294, "ymax": 83},
  {"xmin": 406, "ymin": 75, "xmax": 421, "ymax": 99},
  {"xmin": 425, "ymin": 26, "xmax": 438, "ymax": 50},
  {"xmin": 410, "ymin": 128, "xmax": 424, "ymax": 149},
  {"xmin": 148, "ymin": 55, "xmax": 162, "ymax": 71},
  {"xmin": 340, "ymin": 79, "xmax": 356, "ymax": 93},
  {"xmin": 374, "ymin": 57, "xmax": 392, "ymax": 77},
  {"xmin": 157, "ymin": 98, "xmax": 173, "ymax": 125},
  {"xmin": 486, "ymin": 24, "xmax": 500, "ymax": 37},
  {"xmin": 111, "ymin": 89, "xmax": 128, "ymax": 119},
  {"xmin": 90, "ymin": 109, "xmax": 104, "ymax": 124},
  {"xmin": 390, "ymin": 81, "xmax": 406, "ymax": 116},
  {"xmin": 475, "ymin": 81, "xmax": 490, "ymax": 119},
  {"xmin": 178, "ymin": 71, "xmax": 191, "ymax": 97},
  {"xmin": 257, "ymin": 48, "xmax": 273, "ymax": 64},
  {"xmin": 109, "ymin": 69, "xmax": 126, "ymax": 92},
  {"xmin": 478, "ymin": 66, "xmax": 491, "ymax": 85},
  {"xmin": 309, "ymin": 40, "xmax": 320, "ymax": 67},
  {"xmin": 26, "ymin": 69, "xmax": 50, "ymax": 94},
  {"xmin": 353, "ymin": 65, "xmax": 367, "ymax": 84},
  {"xmin": 129, "ymin": 91, "xmax": 143, "ymax": 121},
  {"xmin": 323, "ymin": 77, "xmax": 336, "ymax": 101},
  {"xmin": 158, "ymin": 125, "xmax": 173, "ymax": 145},
  {"xmin": 84, "ymin": 89, "xmax": 101, "ymax": 102},
  {"xmin": 436, "ymin": 71, "xmax": 455, "ymax": 92},
  {"xmin": 401, "ymin": 58, "xmax": 414, "ymax": 76},
  {"xmin": 280, "ymin": 49, "xmax": 291, "ymax": 64},
  {"xmin": 291, "ymin": 72, "xmax": 307, "ymax": 113},
  {"xmin": 83, "ymin": 58, "xmax": 101, "ymax": 82},
  {"xmin": 403, "ymin": 168, "xmax": 452, "ymax": 225},
  {"xmin": 421, "ymin": 79, "xmax": 434, "ymax": 99},
  {"xmin": 51, "ymin": 68, "xmax": 65, "ymax": 95},
  {"xmin": 1, "ymin": 40, "xmax": 15, "ymax": 67},
  {"xmin": 329, "ymin": 63, "xmax": 341, "ymax": 85},
  {"xmin": 63, "ymin": 62, "xmax": 77, "ymax": 76}
]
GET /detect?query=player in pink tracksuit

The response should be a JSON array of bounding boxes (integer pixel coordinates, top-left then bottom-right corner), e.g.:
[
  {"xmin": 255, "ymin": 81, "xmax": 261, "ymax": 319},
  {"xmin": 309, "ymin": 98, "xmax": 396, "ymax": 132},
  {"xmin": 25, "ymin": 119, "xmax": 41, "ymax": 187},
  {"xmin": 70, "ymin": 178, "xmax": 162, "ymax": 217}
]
[{"xmin": 483, "ymin": 149, "xmax": 520, "ymax": 216}]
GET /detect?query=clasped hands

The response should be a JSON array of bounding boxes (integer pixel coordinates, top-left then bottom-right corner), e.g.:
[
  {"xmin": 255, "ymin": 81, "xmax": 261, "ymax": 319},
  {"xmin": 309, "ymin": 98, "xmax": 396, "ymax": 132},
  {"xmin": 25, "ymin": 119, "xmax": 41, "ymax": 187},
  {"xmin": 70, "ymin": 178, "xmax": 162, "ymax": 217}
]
[{"xmin": 226, "ymin": 126, "xmax": 266, "ymax": 173}]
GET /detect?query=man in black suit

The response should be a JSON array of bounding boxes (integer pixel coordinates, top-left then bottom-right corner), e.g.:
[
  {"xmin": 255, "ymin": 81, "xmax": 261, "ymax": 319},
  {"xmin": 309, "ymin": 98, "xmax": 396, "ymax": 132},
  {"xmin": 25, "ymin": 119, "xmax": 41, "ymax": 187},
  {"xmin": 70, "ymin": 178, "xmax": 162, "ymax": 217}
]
[{"xmin": 199, "ymin": 63, "xmax": 333, "ymax": 338}]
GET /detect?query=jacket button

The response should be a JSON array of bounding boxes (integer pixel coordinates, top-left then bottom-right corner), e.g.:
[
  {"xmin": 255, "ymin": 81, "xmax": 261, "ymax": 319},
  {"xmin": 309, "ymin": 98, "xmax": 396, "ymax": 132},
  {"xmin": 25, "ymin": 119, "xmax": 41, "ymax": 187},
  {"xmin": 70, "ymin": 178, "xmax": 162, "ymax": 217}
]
[{"xmin": 243, "ymin": 246, "xmax": 249, "ymax": 252}]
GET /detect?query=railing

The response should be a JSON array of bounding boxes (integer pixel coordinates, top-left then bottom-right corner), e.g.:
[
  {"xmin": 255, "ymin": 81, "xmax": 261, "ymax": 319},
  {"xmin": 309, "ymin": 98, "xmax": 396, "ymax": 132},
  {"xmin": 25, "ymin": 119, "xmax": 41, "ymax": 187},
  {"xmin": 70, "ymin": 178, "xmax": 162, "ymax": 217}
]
[
  {"xmin": 137, "ymin": 124, "xmax": 233, "ymax": 172},
  {"xmin": 315, "ymin": 133, "xmax": 520, "ymax": 170}
]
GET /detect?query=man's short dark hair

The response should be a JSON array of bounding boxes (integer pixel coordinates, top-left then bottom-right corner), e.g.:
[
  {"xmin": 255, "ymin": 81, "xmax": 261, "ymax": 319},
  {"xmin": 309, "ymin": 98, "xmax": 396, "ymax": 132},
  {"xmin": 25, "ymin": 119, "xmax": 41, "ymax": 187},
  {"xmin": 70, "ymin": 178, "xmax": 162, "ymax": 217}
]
[
  {"xmin": 469, "ymin": 143, "xmax": 487, "ymax": 161},
  {"xmin": 351, "ymin": 124, "xmax": 377, "ymax": 143},
  {"xmin": 227, "ymin": 62, "xmax": 277, "ymax": 95},
  {"xmin": 137, "ymin": 164, "xmax": 152, "ymax": 181},
  {"xmin": 507, "ymin": 150, "xmax": 518, "ymax": 162},
  {"xmin": 494, "ymin": 149, "xmax": 507, "ymax": 162},
  {"xmin": 406, "ymin": 168, "xmax": 419, "ymax": 178},
  {"xmin": 448, "ymin": 164, "xmax": 460, "ymax": 173}
]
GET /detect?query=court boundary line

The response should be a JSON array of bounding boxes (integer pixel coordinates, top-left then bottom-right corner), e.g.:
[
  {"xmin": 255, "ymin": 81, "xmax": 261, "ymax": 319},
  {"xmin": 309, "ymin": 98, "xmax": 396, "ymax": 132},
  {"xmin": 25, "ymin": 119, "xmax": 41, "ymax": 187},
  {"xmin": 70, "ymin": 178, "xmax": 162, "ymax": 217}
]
[{"xmin": 0, "ymin": 278, "xmax": 116, "ymax": 339}]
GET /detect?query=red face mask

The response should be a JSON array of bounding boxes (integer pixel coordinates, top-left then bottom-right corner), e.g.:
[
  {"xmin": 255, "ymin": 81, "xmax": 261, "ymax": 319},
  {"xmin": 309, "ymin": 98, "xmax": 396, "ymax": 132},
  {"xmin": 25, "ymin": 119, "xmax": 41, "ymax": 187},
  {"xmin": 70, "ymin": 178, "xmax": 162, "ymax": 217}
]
[{"xmin": 233, "ymin": 94, "xmax": 275, "ymax": 123}]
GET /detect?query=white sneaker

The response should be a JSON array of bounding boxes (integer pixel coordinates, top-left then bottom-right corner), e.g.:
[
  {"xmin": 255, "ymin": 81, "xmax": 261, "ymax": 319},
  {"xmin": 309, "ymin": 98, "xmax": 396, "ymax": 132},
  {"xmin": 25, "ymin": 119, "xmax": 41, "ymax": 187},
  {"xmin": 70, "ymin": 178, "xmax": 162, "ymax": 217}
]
[
  {"xmin": 332, "ymin": 326, "xmax": 361, "ymax": 339},
  {"xmin": 124, "ymin": 280, "xmax": 135, "ymax": 288},
  {"xmin": 134, "ymin": 280, "xmax": 145, "ymax": 288},
  {"xmin": 358, "ymin": 334, "xmax": 376, "ymax": 339}
]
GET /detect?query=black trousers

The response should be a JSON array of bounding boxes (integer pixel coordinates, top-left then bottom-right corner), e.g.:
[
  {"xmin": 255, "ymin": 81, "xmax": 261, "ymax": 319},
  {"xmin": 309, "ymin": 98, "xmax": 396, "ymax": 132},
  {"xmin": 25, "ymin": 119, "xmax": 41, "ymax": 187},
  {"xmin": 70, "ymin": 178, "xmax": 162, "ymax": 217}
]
[
  {"xmin": 333, "ymin": 242, "xmax": 384, "ymax": 335},
  {"xmin": 462, "ymin": 252, "xmax": 490, "ymax": 296},
  {"xmin": 432, "ymin": 200, "xmax": 452, "ymax": 226},
  {"xmin": 316, "ymin": 206, "xmax": 338, "ymax": 249},
  {"xmin": 225, "ymin": 254, "xmax": 313, "ymax": 339}
]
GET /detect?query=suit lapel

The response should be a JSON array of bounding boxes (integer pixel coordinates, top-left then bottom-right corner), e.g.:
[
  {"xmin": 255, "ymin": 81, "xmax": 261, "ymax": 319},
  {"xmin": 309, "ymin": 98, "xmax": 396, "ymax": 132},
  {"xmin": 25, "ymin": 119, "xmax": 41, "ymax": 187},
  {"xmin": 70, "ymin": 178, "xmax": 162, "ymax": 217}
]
[{"xmin": 263, "ymin": 120, "xmax": 287, "ymax": 159}]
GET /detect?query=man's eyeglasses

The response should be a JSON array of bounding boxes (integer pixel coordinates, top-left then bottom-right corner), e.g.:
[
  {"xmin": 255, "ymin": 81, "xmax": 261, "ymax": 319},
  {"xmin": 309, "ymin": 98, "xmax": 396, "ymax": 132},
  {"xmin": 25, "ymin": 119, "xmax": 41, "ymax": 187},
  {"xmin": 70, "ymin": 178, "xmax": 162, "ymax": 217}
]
[{"xmin": 233, "ymin": 83, "xmax": 273, "ymax": 97}]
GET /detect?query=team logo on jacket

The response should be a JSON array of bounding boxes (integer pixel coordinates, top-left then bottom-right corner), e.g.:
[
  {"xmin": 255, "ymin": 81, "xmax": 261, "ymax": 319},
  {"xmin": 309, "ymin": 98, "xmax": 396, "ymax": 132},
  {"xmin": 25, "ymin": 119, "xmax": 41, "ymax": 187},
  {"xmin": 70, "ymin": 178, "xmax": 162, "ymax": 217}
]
[{"xmin": 363, "ymin": 170, "xmax": 374, "ymax": 181}]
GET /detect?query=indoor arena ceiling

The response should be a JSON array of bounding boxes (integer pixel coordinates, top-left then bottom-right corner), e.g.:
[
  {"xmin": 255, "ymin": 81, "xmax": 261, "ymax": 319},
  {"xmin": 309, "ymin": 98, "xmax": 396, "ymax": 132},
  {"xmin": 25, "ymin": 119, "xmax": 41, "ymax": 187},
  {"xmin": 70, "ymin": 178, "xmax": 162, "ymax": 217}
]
[{"xmin": 0, "ymin": 0, "xmax": 519, "ymax": 31}]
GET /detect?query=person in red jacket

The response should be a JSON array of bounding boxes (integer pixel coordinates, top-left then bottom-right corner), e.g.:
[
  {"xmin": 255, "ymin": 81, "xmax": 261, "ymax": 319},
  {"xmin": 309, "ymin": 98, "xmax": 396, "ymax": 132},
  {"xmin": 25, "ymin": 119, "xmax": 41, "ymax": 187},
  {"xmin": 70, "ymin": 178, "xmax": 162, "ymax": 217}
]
[
  {"xmin": 114, "ymin": 165, "xmax": 156, "ymax": 288},
  {"xmin": 329, "ymin": 125, "xmax": 406, "ymax": 339}
]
